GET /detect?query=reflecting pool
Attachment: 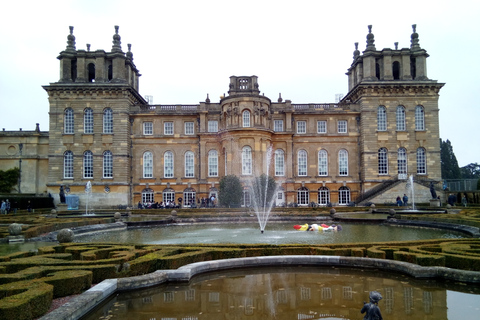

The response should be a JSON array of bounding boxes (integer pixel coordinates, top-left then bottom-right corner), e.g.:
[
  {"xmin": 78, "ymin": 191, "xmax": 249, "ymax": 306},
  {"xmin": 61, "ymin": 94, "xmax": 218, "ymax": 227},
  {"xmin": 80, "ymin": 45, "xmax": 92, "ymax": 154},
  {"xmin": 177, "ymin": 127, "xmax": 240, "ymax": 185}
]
[
  {"xmin": 82, "ymin": 267, "xmax": 480, "ymax": 320},
  {"xmin": 74, "ymin": 222, "xmax": 466, "ymax": 245}
]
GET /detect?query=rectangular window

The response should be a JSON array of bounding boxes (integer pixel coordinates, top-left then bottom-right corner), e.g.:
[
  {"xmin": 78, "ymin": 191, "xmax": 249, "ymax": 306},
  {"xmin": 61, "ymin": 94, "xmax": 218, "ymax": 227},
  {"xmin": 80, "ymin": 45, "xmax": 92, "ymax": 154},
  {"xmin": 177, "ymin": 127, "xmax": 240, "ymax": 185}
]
[
  {"xmin": 208, "ymin": 120, "xmax": 218, "ymax": 132},
  {"xmin": 297, "ymin": 120, "xmax": 306, "ymax": 134},
  {"xmin": 185, "ymin": 122, "xmax": 194, "ymax": 135},
  {"xmin": 143, "ymin": 122, "xmax": 153, "ymax": 135},
  {"xmin": 164, "ymin": 122, "xmax": 173, "ymax": 135},
  {"xmin": 317, "ymin": 120, "xmax": 327, "ymax": 133},
  {"xmin": 338, "ymin": 120, "xmax": 347, "ymax": 133},
  {"xmin": 274, "ymin": 120, "xmax": 284, "ymax": 132}
]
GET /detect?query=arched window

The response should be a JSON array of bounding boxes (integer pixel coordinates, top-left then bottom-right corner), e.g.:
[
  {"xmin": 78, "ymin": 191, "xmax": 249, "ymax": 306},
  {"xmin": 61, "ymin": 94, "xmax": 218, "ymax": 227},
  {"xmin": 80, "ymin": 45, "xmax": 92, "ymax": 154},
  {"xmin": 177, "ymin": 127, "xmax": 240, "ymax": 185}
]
[
  {"xmin": 164, "ymin": 151, "xmax": 174, "ymax": 178},
  {"xmin": 378, "ymin": 148, "xmax": 388, "ymax": 175},
  {"xmin": 142, "ymin": 188, "xmax": 154, "ymax": 204},
  {"xmin": 274, "ymin": 149, "xmax": 285, "ymax": 176},
  {"xmin": 415, "ymin": 105, "xmax": 425, "ymax": 131},
  {"xmin": 88, "ymin": 63, "xmax": 95, "ymax": 82},
  {"xmin": 184, "ymin": 151, "xmax": 194, "ymax": 178},
  {"xmin": 297, "ymin": 187, "xmax": 309, "ymax": 206},
  {"xmin": 377, "ymin": 106, "xmax": 387, "ymax": 131},
  {"xmin": 103, "ymin": 151, "xmax": 113, "ymax": 178},
  {"xmin": 338, "ymin": 186, "xmax": 350, "ymax": 205},
  {"xmin": 103, "ymin": 108, "xmax": 113, "ymax": 134},
  {"xmin": 143, "ymin": 151, "xmax": 153, "ymax": 178},
  {"xmin": 392, "ymin": 61, "xmax": 400, "ymax": 80},
  {"xmin": 416, "ymin": 148, "xmax": 426, "ymax": 174},
  {"xmin": 64, "ymin": 151, "xmax": 73, "ymax": 179},
  {"xmin": 208, "ymin": 150, "xmax": 218, "ymax": 177},
  {"xmin": 83, "ymin": 151, "xmax": 93, "ymax": 178},
  {"xmin": 242, "ymin": 188, "xmax": 251, "ymax": 207},
  {"xmin": 397, "ymin": 148, "xmax": 407, "ymax": 176},
  {"xmin": 64, "ymin": 108, "xmax": 74, "ymax": 134},
  {"xmin": 318, "ymin": 187, "xmax": 330, "ymax": 205},
  {"xmin": 242, "ymin": 110, "xmax": 251, "ymax": 127},
  {"xmin": 183, "ymin": 187, "xmax": 196, "ymax": 207},
  {"xmin": 318, "ymin": 150, "xmax": 328, "ymax": 176},
  {"xmin": 339, "ymin": 149, "xmax": 348, "ymax": 176},
  {"xmin": 298, "ymin": 150, "xmax": 307, "ymax": 176},
  {"xmin": 242, "ymin": 146, "xmax": 252, "ymax": 175},
  {"xmin": 84, "ymin": 108, "xmax": 93, "ymax": 134},
  {"xmin": 163, "ymin": 188, "xmax": 175, "ymax": 204},
  {"xmin": 396, "ymin": 106, "xmax": 406, "ymax": 131}
]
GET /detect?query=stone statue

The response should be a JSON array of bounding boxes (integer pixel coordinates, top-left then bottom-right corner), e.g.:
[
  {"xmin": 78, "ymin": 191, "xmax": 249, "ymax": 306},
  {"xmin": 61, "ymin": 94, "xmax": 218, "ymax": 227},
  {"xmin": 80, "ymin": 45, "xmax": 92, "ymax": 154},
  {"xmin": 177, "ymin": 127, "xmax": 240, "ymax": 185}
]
[
  {"xmin": 59, "ymin": 185, "xmax": 66, "ymax": 203},
  {"xmin": 361, "ymin": 291, "xmax": 383, "ymax": 320},
  {"xmin": 430, "ymin": 182, "xmax": 437, "ymax": 199}
]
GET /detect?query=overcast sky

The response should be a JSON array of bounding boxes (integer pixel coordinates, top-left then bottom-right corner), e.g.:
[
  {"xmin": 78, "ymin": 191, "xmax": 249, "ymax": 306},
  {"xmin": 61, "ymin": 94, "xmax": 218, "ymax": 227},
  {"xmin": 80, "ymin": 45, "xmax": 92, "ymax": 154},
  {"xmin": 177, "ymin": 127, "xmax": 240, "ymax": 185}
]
[{"xmin": 0, "ymin": 0, "xmax": 478, "ymax": 167}]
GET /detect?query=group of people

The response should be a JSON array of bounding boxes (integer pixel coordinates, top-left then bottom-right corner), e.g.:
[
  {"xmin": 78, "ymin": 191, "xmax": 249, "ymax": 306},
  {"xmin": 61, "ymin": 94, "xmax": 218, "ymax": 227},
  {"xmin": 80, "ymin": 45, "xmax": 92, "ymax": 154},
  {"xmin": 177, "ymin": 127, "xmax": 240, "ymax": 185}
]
[
  {"xmin": 138, "ymin": 195, "xmax": 218, "ymax": 209},
  {"xmin": 395, "ymin": 194, "xmax": 409, "ymax": 206},
  {"xmin": 0, "ymin": 199, "xmax": 11, "ymax": 214}
]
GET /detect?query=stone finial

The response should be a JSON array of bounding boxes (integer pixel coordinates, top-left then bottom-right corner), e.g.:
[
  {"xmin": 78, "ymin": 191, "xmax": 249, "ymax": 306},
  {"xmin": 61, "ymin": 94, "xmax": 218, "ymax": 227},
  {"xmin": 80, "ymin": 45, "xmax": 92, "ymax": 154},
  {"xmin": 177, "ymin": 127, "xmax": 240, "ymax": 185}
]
[
  {"xmin": 394, "ymin": 42, "xmax": 398, "ymax": 50},
  {"xmin": 410, "ymin": 24, "xmax": 420, "ymax": 50},
  {"xmin": 353, "ymin": 42, "xmax": 360, "ymax": 59},
  {"xmin": 112, "ymin": 25, "xmax": 122, "ymax": 52},
  {"xmin": 205, "ymin": 93, "xmax": 211, "ymax": 103},
  {"xmin": 126, "ymin": 43, "xmax": 133, "ymax": 60},
  {"xmin": 365, "ymin": 25, "xmax": 375, "ymax": 51},
  {"xmin": 278, "ymin": 93, "xmax": 283, "ymax": 103},
  {"xmin": 87, "ymin": 43, "xmax": 91, "ymax": 52},
  {"xmin": 66, "ymin": 26, "xmax": 76, "ymax": 52}
]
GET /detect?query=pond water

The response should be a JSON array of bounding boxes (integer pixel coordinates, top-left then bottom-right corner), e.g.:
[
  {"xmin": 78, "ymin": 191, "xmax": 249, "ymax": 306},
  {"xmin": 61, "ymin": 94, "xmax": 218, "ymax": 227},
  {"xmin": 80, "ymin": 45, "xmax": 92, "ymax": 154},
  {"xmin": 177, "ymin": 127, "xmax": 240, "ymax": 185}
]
[
  {"xmin": 74, "ymin": 222, "xmax": 466, "ymax": 245},
  {"xmin": 82, "ymin": 266, "xmax": 480, "ymax": 320}
]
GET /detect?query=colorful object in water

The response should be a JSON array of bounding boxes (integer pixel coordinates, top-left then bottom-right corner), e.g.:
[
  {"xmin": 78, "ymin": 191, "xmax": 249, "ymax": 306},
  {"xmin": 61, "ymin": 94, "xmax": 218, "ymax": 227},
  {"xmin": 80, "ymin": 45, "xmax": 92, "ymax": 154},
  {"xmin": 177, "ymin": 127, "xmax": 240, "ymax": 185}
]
[{"xmin": 293, "ymin": 223, "xmax": 342, "ymax": 231}]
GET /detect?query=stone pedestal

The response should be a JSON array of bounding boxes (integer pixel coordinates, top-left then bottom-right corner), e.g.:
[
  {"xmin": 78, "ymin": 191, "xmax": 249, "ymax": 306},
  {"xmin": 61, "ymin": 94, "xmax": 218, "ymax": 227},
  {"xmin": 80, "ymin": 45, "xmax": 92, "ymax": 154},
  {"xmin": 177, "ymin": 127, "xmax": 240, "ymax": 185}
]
[
  {"xmin": 429, "ymin": 199, "xmax": 440, "ymax": 207},
  {"xmin": 57, "ymin": 203, "xmax": 68, "ymax": 212},
  {"xmin": 7, "ymin": 235, "xmax": 25, "ymax": 243}
]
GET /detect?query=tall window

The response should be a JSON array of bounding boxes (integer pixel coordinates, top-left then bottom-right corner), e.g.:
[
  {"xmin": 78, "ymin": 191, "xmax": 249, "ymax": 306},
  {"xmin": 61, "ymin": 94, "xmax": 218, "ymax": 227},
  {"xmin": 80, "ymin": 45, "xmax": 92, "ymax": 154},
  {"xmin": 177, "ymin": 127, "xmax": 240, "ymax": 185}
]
[
  {"xmin": 396, "ymin": 106, "xmax": 406, "ymax": 131},
  {"xmin": 143, "ymin": 151, "xmax": 153, "ymax": 178},
  {"xmin": 84, "ymin": 108, "xmax": 93, "ymax": 134},
  {"xmin": 416, "ymin": 147, "xmax": 426, "ymax": 174},
  {"xmin": 243, "ymin": 110, "xmax": 251, "ymax": 127},
  {"xmin": 64, "ymin": 151, "xmax": 73, "ymax": 178},
  {"xmin": 318, "ymin": 150, "xmax": 328, "ymax": 176},
  {"xmin": 274, "ymin": 149, "xmax": 285, "ymax": 176},
  {"xmin": 103, "ymin": 151, "xmax": 113, "ymax": 178},
  {"xmin": 242, "ymin": 146, "xmax": 252, "ymax": 175},
  {"xmin": 64, "ymin": 108, "xmax": 74, "ymax": 134},
  {"xmin": 377, "ymin": 106, "xmax": 387, "ymax": 131},
  {"xmin": 103, "ymin": 108, "xmax": 113, "ymax": 134},
  {"xmin": 185, "ymin": 122, "xmax": 194, "ymax": 135},
  {"xmin": 415, "ymin": 105, "xmax": 425, "ymax": 130},
  {"xmin": 163, "ymin": 188, "xmax": 175, "ymax": 203},
  {"xmin": 338, "ymin": 186, "xmax": 350, "ymax": 205},
  {"xmin": 183, "ymin": 189, "xmax": 196, "ymax": 207},
  {"xmin": 185, "ymin": 151, "xmax": 194, "ymax": 177},
  {"xmin": 243, "ymin": 189, "xmax": 251, "ymax": 207},
  {"xmin": 297, "ymin": 121, "xmax": 306, "ymax": 134},
  {"xmin": 164, "ymin": 122, "xmax": 173, "ymax": 135},
  {"xmin": 83, "ymin": 151, "xmax": 93, "ymax": 178},
  {"xmin": 378, "ymin": 148, "xmax": 388, "ymax": 175},
  {"xmin": 142, "ymin": 188, "xmax": 154, "ymax": 203},
  {"xmin": 318, "ymin": 187, "xmax": 330, "ymax": 205},
  {"xmin": 338, "ymin": 120, "xmax": 347, "ymax": 133},
  {"xmin": 339, "ymin": 149, "xmax": 348, "ymax": 176},
  {"xmin": 398, "ymin": 148, "xmax": 407, "ymax": 175},
  {"xmin": 298, "ymin": 150, "xmax": 307, "ymax": 176},
  {"xmin": 317, "ymin": 120, "xmax": 327, "ymax": 133},
  {"xmin": 164, "ymin": 151, "xmax": 174, "ymax": 178},
  {"xmin": 208, "ymin": 120, "xmax": 218, "ymax": 132},
  {"xmin": 297, "ymin": 187, "xmax": 309, "ymax": 206},
  {"xmin": 274, "ymin": 120, "xmax": 284, "ymax": 132},
  {"xmin": 208, "ymin": 150, "xmax": 218, "ymax": 177},
  {"xmin": 143, "ymin": 122, "xmax": 153, "ymax": 135}
]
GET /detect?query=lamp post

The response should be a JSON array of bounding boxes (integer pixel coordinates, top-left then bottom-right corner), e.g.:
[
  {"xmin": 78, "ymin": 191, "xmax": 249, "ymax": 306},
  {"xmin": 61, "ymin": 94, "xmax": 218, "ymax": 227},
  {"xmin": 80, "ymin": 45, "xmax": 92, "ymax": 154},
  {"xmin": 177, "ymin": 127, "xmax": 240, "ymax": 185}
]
[{"xmin": 18, "ymin": 143, "xmax": 23, "ymax": 194}]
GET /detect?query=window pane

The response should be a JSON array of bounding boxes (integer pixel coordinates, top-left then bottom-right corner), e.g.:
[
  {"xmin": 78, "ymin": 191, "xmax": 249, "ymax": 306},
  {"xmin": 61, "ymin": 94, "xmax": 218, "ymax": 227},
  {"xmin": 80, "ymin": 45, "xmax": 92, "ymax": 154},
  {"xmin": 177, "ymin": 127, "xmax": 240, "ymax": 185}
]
[
  {"xmin": 143, "ymin": 152, "xmax": 153, "ymax": 178},
  {"xmin": 338, "ymin": 120, "xmax": 347, "ymax": 133},
  {"xmin": 84, "ymin": 108, "xmax": 93, "ymax": 134},
  {"xmin": 318, "ymin": 187, "xmax": 330, "ymax": 205},
  {"xmin": 396, "ymin": 106, "xmax": 406, "ymax": 131},
  {"xmin": 377, "ymin": 106, "xmax": 387, "ymax": 131},
  {"xmin": 416, "ymin": 148, "xmax": 426, "ymax": 174},
  {"xmin": 103, "ymin": 151, "xmax": 113, "ymax": 178},
  {"xmin": 64, "ymin": 108, "xmax": 74, "ymax": 134},
  {"xmin": 397, "ymin": 148, "xmax": 407, "ymax": 175},
  {"xmin": 339, "ymin": 187, "xmax": 350, "ymax": 205},
  {"xmin": 143, "ymin": 122, "xmax": 153, "ymax": 135},
  {"xmin": 318, "ymin": 150, "xmax": 328, "ymax": 176},
  {"xmin": 275, "ymin": 149, "xmax": 284, "ymax": 176},
  {"xmin": 185, "ymin": 122, "xmax": 194, "ymax": 135},
  {"xmin": 274, "ymin": 120, "xmax": 284, "ymax": 132},
  {"xmin": 164, "ymin": 151, "xmax": 174, "ymax": 178},
  {"xmin": 298, "ymin": 150, "xmax": 307, "ymax": 176},
  {"xmin": 378, "ymin": 148, "xmax": 388, "ymax": 175},
  {"xmin": 103, "ymin": 108, "xmax": 113, "ymax": 134},
  {"xmin": 297, "ymin": 189, "xmax": 309, "ymax": 205},
  {"xmin": 185, "ymin": 151, "xmax": 194, "ymax": 177},
  {"xmin": 64, "ymin": 151, "xmax": 73, "ymax": 178},
  {"xmin": 297, "ymin": 121, "xmax": 306, "ymax": 134},
  {"xmin": 317, "ymin": 120, "xmax": 327, "ymax": 133},
  {"xmin": 242, "ymin": 146, "xmax": 252, "ymax": 175},
  {"xmin": 415, "ymin": 106, "xmax": 425, "ymax": 130},
  {"xmin": 339, "ymin": 149, "xmax": 348, "ymax": 176},
  {"xmin": 208, "ymin": 121, "xmax": 218, "ymax": 132},
  {"xmin": 164, "ymin": 122, "xmax": 173, "ymax": 135},
  {"xmin": 243, "ymin": 111, "xmax": 250, "ymax": 127},
  {"xmin": 208, "ymin": 150, "xmax": 218, "ymax": 176},
  {"xmin": 83, "ymin": 151, "xmax": 93, "ymax": 178}
]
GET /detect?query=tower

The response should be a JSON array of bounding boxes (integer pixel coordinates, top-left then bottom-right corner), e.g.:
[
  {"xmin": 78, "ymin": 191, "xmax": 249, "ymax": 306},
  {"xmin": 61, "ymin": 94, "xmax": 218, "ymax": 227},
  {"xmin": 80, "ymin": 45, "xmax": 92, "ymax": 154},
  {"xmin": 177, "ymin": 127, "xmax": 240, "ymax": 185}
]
[
  {"xmin": 43, "ymin": 26, "xmax": 145, "ymax": 207},
  {"xmin": 344, "ymin": 25, "xmax": 444, "ymax": 194}
]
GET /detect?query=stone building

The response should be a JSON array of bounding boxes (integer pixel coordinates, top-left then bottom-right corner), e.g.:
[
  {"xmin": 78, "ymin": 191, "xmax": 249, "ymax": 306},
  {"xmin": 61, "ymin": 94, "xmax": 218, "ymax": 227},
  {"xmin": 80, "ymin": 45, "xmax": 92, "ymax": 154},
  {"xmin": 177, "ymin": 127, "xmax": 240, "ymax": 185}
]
[{"xmin": 2, "ymin": 24, "xmax": 444, "ymax": 208}]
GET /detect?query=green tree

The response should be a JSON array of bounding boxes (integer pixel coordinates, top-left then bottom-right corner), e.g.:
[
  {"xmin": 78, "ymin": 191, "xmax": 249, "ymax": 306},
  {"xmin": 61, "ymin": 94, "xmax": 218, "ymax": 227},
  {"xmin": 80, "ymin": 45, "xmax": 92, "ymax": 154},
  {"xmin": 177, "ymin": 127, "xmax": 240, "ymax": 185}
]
[
  {"xmin": 460, "ymin": 163, "xmax": 480, "ymax": 179},
  {"xmin": 251, "ymin": 174, "xmax": 277, "ymax": 209},
  {"xmin": 440, "ymin": 139, "xmax": 461, "ymax": 179},
  {"xmin": 0, "ymin": 167, "xmax": 20, "ymax": 193},
  {"xmin": 218, "ymin": 175, "xmax": 243, "ymax": 207}
]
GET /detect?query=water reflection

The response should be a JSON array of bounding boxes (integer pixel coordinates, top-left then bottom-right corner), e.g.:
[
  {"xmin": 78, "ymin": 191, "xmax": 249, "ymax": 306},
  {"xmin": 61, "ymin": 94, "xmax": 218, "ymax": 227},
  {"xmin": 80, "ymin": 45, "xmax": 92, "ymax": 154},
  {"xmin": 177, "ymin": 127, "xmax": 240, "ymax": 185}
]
[{"xmin": 83, "ymin": 267, "xmax": 480, "ymax": 320}]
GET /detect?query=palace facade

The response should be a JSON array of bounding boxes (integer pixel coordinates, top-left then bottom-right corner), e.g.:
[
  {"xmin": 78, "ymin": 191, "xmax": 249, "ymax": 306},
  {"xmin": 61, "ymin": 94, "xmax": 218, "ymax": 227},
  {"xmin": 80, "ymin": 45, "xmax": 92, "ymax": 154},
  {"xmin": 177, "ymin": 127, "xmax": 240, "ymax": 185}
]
[{"xmin": 1, "ymin": 24, "xmax": 444, "ymax": 208}]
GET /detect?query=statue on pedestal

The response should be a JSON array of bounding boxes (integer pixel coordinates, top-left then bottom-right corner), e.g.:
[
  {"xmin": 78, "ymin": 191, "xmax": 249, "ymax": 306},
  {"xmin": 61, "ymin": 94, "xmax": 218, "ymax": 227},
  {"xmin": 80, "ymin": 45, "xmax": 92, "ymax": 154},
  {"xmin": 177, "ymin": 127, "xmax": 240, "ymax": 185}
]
[
  {"xmin": 59, "ymin": 185, "xmax": 66, "ymax": 204},
  {"xmin": 361, "ymin": 291, "xmax": 383, "ymax": 320}
]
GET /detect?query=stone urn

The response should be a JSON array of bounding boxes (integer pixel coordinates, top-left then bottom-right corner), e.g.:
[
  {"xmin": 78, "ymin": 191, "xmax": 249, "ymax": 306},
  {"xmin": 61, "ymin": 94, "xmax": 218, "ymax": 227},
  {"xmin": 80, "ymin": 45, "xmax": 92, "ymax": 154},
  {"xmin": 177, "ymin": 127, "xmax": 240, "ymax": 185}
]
[
  {"xmin": 8, "ymin": 223, "xmax": 22, "ymax": 236},
  {"xmin": 57, "ymin": 228, "xmax": 74, "ymax": 243}
]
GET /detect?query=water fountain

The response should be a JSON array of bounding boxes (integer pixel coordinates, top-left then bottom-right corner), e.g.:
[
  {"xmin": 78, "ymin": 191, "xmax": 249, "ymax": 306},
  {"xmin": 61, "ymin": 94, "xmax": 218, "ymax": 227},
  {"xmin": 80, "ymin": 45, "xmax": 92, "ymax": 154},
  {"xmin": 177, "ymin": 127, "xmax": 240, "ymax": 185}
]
[
  {"xmin": 406, "ymin": 174, "xmax": 416, "ymax": 209},
  {"xmin": 85, "ymin": 181, "xmax": 92, "ymax": 215}
]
